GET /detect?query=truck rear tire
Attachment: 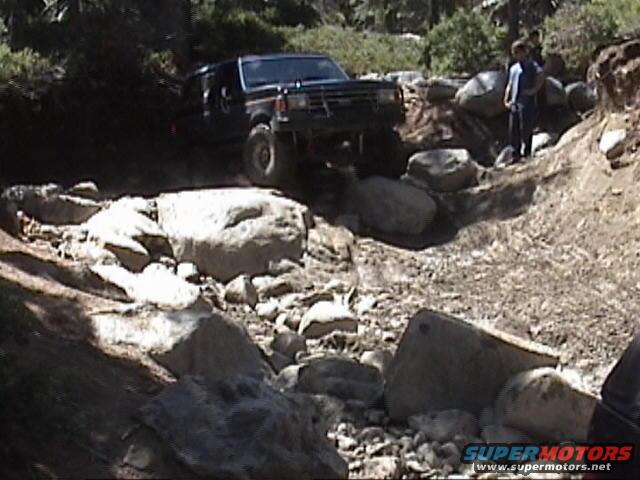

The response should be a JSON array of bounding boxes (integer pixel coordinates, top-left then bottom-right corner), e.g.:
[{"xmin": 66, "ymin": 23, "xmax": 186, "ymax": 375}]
[
  {"xmin": 243, "ymin": 124, "xmax": 296, "ymax": 188},
  {"xmin": 360, "ymin": 129, "xmax": 407, "ymax": 179}
]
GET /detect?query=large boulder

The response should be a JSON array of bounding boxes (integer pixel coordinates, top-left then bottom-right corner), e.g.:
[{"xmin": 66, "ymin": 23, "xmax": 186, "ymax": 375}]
[
  {"xmin": 91, "ymin": 263, "xmax": 203, "ymax": 310},
  {"xmin": 296, "ymin": 357, "xmax": 384, "ymax": 406},
  {"xmin": 343, "ymin": 177, "xmax": 437, "ymax": 235},
  {"xmin": 544, "ymin": 77, "xmax": 567, "ymax": 107},
  {"xmin": 403, "ymin": 149, "xmax": 478, "ymax": 193},
  {"xmin": 156, "ymin": 189, "xmax": 311, "ymax": 282},
  {"xmin": 566, "ymin": 82, "xmax": 597, "ymax": 112},
  {"xmin": 588, "ymin": 39, "xmax": 640, "ymax": 109},
  {"xmin": 3, "ymin": 184, "xmax": 102, "ymax": 225},
  {"xmin": 140, "ymin": 376, "xmax": 347, "ymax": 479},
  {"xmin": 494, "ymin": 368, "xmax": 597, "ymax": 442},
  {"xmin": 455, "ymin": 71, "xmax": 508, "ymax": 118},
  {"xmin": 384, "ymin": 310, "xmax": 559, "ymax": 420},
  {"xmin": 92, "ymin": 308, "xmax": 272, "ymax": 382}
]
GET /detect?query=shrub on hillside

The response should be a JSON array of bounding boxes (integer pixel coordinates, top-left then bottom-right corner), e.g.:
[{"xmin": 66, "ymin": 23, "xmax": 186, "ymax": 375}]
[
  {"xmin": 543, "ymin": 1, "xmax": 616, "ymax": 75},
  {"xmin": 423, "ymin": 8, "xmax": 505, "ymax": 76},
  {"xmin": 0, "ymin": 43, "xmax": 52, "ymax": 88},
  {"xmin": 283, "ymin": 25, "xmax": 423, "ymax": 76},
  {"xmin": 592, "ymin": 0, "xmax": 640, "ymax": 37}
]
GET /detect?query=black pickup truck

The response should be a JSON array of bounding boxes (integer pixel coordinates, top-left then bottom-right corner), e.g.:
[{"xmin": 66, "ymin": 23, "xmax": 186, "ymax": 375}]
[{"xmin": 175, "ymin": 53, "xmax": 406, "ymax": 187}]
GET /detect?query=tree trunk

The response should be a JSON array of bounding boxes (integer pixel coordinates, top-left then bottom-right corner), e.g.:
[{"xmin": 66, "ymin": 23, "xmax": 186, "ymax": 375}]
[{"xmin": 508, "ymin": 0, "xmax": 520, "ymax": 46}]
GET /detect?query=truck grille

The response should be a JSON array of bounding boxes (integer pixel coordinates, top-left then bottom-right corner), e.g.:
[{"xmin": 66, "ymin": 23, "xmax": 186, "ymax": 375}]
[{"xmin": 307, "ymin": 89, "xmax": 377, "ymax": 113}]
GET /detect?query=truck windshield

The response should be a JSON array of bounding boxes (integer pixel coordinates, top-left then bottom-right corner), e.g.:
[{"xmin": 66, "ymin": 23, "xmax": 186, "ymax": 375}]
[{"xmin": 241, "ymin": 56, "xmax": 348, "ymax": 89}]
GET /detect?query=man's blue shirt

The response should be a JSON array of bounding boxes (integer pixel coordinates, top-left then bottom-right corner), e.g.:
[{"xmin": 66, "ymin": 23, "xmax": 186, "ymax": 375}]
[{"xmin": 509, "ymin": 59, "xmax": 542, "ymax": 108}]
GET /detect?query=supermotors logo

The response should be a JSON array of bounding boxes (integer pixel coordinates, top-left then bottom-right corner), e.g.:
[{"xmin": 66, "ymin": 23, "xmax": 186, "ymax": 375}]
[{"xmin": 462, "ymin": 444, "xmax": 634, "ymax": 463}]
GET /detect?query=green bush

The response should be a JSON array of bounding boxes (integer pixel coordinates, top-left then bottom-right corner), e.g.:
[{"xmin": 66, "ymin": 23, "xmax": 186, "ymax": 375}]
[
  {"xmin": 543, "ymin": 1, "xmax": 616, "ymax": 75},
  {"xmin": 591, "ymin": 0, "xmax": 640, "ymax": 36},
  {"xmin": 423, "ymin": 8, "xmax": 505, "ymax": 76},
  {"xmin": 283, "ymin": 25, "xmax": 423, "ymax": 76},
  {"xmin": 193, "ymin": 7, "xmax": 286, "ymax": 61},
  {"xmin": 0, "ymin": 43, "xmax": 52, "ymax": 86}
]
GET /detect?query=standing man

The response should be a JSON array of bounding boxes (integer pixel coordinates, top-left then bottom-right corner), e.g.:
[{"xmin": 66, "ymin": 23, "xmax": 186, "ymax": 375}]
[{"xmin": 504, "ymin": 40, "xmax": 545, "ymax": 162}]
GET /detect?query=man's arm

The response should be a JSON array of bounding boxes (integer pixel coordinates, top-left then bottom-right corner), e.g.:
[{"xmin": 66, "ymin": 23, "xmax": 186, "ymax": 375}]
[{"xmin": 504, "ymin": 80, "xmax": 512, "ymax": 109}]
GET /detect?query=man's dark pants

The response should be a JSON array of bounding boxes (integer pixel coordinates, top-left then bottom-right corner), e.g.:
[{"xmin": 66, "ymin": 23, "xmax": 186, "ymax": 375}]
[{"xmin": 509, "ymin": 102, "xmax": 537, "ymax": 160}]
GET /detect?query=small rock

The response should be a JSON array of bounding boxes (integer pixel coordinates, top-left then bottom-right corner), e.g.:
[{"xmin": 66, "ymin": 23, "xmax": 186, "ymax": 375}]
[
  {"xmin": 256, "ymin": 300, "xmax": 280, "ymax": 321},
  {"xmin": 251, "ymin": 276, "xmax": 294, "ymax": 298},
  {"xmin": 494, "ymin": 146, "xmax": 515, "ymax": 168},
  {"xmin": 268, "ymin": 351, "xmax": 293, "ymax": 373},
  {"xmin": 355, "ymin": 295, "xmax": 377, "ymax": 316},
  {"xmin": 274, "ymin": 365, "xmax": 302, "ymax": 391},
  {"xmin": 225, "ymin": 275, "xmax": 258, "ymax": 308},
  {"xmin": 296, "ymin": 357, "xmax": 384, "ymax": 406},
  {"xmin": 298, "ymin": 301, "xmax": 358, "ymax": 339},
  {"xmin": 408, "ymin": 410, "xmax": 479, "ymax": 443},
  {"xmin": 599, "ymin": 129, "xmax": 627, "ymax": 160},
  {"xmin": 176, "ymin": 262, "xmax": 199, "ymax": 282},
  {"xmin": 359, "ymin": 350, "xmax": 393, "ymax": 375},
  {"xmin": 271, "ymin": 332, "xmax": 307, "ymax": 360},
  {"xmin": 532, "ymin": 132, "xmax": 558, "ymax": 155},
  {"xmin": 439, "ymin": 442, "xmax": 461, "ymax": 469}
]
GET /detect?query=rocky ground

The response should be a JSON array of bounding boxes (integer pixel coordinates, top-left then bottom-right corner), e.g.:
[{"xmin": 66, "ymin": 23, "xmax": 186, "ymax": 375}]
[{"xmin": 1, "ymin": 38, "xmax": 639, "ymax": 480}]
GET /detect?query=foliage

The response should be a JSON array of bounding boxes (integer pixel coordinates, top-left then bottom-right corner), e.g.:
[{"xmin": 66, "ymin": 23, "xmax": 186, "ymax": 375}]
[
  {"xmin": 283, "ymin": 25, "xmax": 423, "ymax": 76},
  {"xmin": 591, "ymin": 0, "xmax": 640, "ymax": 36},
  {"xmin": 0, "ymin": 43, "xmax": 51, "ymax": 85},
  {"xmin": 543, "ymin": 1, "xmax": 616, "ymax": 75},
  {"xmin": 424, "ymin": 8, "xmax": 506, "ymax": 75}
]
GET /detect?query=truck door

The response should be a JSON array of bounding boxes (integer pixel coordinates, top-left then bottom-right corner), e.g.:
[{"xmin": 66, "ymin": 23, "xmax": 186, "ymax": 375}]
[{"xmin": 215, "ymin": 61, "xmax": 250, "ymax": 144}]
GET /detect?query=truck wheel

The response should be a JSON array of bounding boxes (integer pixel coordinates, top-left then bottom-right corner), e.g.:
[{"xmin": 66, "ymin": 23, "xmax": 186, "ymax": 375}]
[
  {"xmin": 360, "ymin": 129, "xmax": 407, "ymax": 179},
  {"xmin": 243, "ymin": 124, "xmax": 296, "ymax": 188}
]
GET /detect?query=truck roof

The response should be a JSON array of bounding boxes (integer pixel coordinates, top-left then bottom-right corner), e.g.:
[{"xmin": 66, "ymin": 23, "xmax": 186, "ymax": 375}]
[{"xmin": 185, "ymin": 53, "xmax": 331, "ymax": 80}]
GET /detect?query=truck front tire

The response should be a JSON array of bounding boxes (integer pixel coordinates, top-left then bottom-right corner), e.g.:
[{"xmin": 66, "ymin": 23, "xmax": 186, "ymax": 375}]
[{"xmin": 243, "ymin": 124, "xmax": 296, "ymax": 188}]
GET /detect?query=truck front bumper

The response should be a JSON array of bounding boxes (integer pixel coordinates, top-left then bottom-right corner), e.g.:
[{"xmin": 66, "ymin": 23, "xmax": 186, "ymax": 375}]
[{"xmin": 271, "ymin": 107, "xmax": 405, "ymax": 134}]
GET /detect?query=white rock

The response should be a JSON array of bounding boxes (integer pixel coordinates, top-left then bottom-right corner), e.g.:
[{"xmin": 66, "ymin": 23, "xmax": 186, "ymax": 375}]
[
  {"xmin": 156, "ymin": 189, "xmax": 311, "ymax": 282},
  {"xmin": 91, "ymin": 263, "xmax": 202, "ymax": 310},
  {"xmin": 599, "ymin": 129, "xmax": 627, "ymax": 159},
  {"xmin": 298, "ymin": 301, "xmax": 358, "ymax": 339},
  {"xmin": 92, "ymin": 309, "xmax": 272, "ymax": 381},
  {"xmin": 256, "ymin": 300, "xmax": 280, "ymax": 321},
  {"xmin": 532, "ymin": 132, "xmax": 558, "ymax": 155},
  {"xmin": 176, "ymin": 262, "xmax": 199, "ymax": 282},
  {"xmin": 360, "ymin": 350, "xmax": 393, "ymax": 375}
]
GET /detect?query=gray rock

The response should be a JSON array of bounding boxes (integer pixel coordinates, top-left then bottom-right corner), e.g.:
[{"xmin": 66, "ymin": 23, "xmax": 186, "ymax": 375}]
[
  {"xmin": 494, "ymin": 146, "xmax": 515, "ymax": 168},
  {"xmin": 545, "ymin": 77, "xmax": 568, "ymax": 107},
  {"xmin": 566, "ymin": 82, "xmax": 597, "ymax": 112},
  {"xmin": 298, "ymin": 301, "xmax": 358, "ymax": 339},
  {"xmin": 408, "ymin": 410, "xmax": 479, "ymax": 443},
  {"xmin": 360, "ymin": 350, "xmax": 393, "ymax": 375},
  {"xmin": 4, "ymin": 184, "xmax": 102, "ymax": 225},
  {"xmin": 156, "ymin": 189, "xmax": 311, "ymax": 282},
  {"xmin": 92, "ymin": 308, "xmax": 272, "ymax": 382},
  {"xmin": 423, "ymin": 77, "xmax": 465, "ymax": 102},
  {"xmin": 494, "ymin": 368, "xmax": 597, "ymax": 442},
  {"xmin": 268, "ymin": 350, "xmax": 294, "ymax": 373},
  {"xmin": 384, "ymin": 310, "xmax": 559, "ymax": 420},
  {"xmin": 224, "ymin": 274, "xmax": 258, "ymax": 308},
  {"xmin": 0, "ymin": 196, "xmax": 19, "ymax": 236},
  {"xmin": 272, "ymin": 332, "xmax": 307, "ymax": 359},
  {"xmin": 99, "ymin": 232, "xmax": 151, "ymax": 272},
  {"xmin": 251, "ymin": 276, "xmax": 293, "ymax": 298},
  {"xmin": 66, "ymin": 181, "xmax": 100, "ymax": 200},
  {"xmin": 599, "ymin": 129, "xmax": 627, "ymax": 160},
  {"xmin": 481, "ymin": 424, "xmax": 535, "ymax": 444},
  {"xmin": 91, "ymin": 263, "xmax": 203, "ymax": 310},
  {"xmin": 404, "ymin": 149, "xmax": 478, "ymax": 193},
  {"xmin": 360, "ymin": 456, "xmax": 401, "ymax": 479},
  {"xmin": 139, "ymin": 376, "xmax": 347, "ymax": 479},
  {"xmin": 296, "ymin": 357, "xmax": 384, "ymax": 406},
  {"xmin": 455, "ymin": 71, "xmax": 508, "ymax": 118},
  {"xmin": 344, "ymin": 177, "xmax": 437, "ymax": 235}
]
